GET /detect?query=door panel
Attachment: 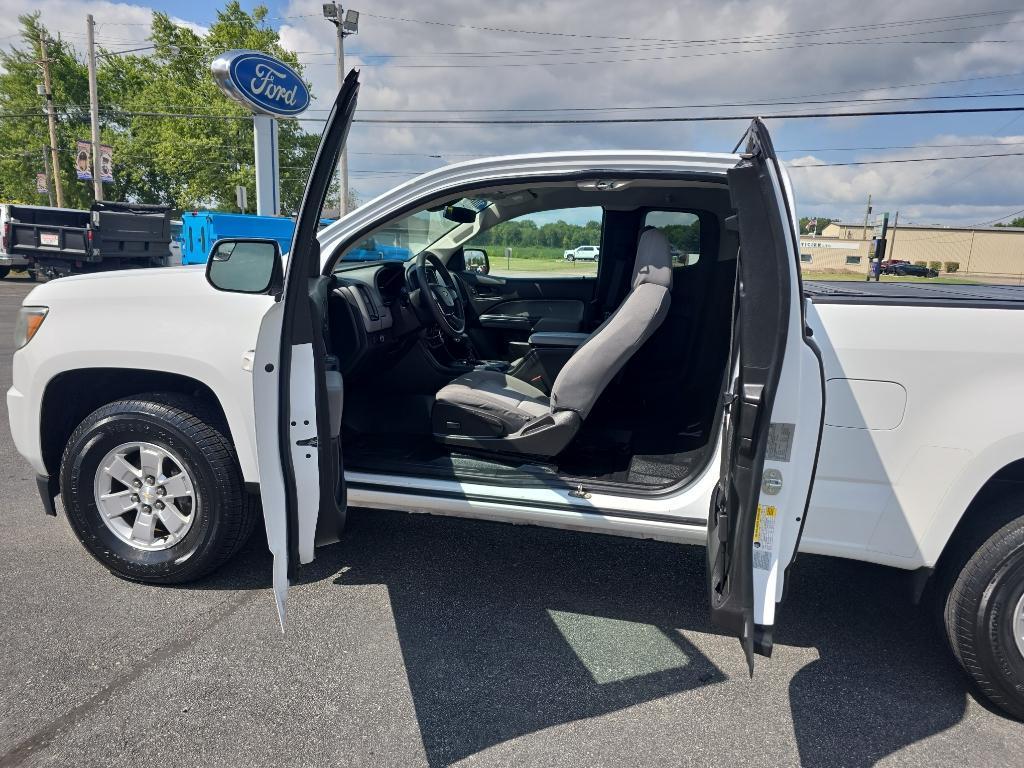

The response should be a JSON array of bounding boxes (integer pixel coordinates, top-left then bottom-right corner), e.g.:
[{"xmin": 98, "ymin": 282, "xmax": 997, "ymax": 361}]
[
  {"xmin": 459, "ymin": 271, "xmax": 595, "ymax": 357},
  {"xmin": 707, "ymin": 118, "xmax": 825, "ymax": 670},
  {"xmin": 252, "ymin": 69, "xmax": 359, "ymax": 628}
]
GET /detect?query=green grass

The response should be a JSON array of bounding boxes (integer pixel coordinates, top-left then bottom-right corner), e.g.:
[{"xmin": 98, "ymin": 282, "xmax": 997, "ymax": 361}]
[
  {"xmin": 802, "ymin": 270, "xmax": 979, "ymax": 284},
  {"xmin": 488, "ymin": 255, "xmax": 598, "ymax": 277},
  {"xmin": 484, "ymin": 245, "xmax": 566, "ymax": 261}
]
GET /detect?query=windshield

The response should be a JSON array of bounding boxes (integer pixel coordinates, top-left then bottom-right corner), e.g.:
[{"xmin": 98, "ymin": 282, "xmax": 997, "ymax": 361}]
[{"xmin": 339, "ymin": 198, "xmax": 491, "ymax": 263}]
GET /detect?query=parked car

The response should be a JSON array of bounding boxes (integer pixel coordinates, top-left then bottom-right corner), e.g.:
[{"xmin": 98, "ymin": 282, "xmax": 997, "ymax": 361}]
[
  {"xmin": 11, "ymin": 74, "xmax": 1024, "ymax": 718},
  {"xmin": 569, "ymin": 244, "xmax": 599, "ymax": 261},
  {"xmin": 168, "ymin": 219, "xmax": 182, "ymax": 266},
  {"xmin": 879, "ymin": 259, "xmax": 910, "ymax": 274},
  {"xmin": 882, "ymin": 260, "xmax": 938, "ymax": 277}
]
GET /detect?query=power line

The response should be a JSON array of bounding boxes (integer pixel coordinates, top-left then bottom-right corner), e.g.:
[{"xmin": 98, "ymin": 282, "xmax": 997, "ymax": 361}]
[
  {"xmin": 330, "ymin": 38, "xmax": 1024, "ymax": 70},
  {"xmin": 779, "ymin": 139, "xmax": 1024, "ymax": 153},
  {"xmin": 790, "ymin": 150, "xmax": 1024, "ymax": 167},
  {"xmin": 7, "ymin": 102, "xmax": 1023, "ymax": 126},
  {"xmin": 77, "ymin": 89, "xmax": 1024, "ymax": 119},
  {"xmin": 348, "ymin": 105, "xmax": 1024, "ymax": 125},
  {"xmin": 976, "ymin": 206, "xmax": 1024, "ymax": 225},
  {"xmin": 349, "ymin": 8, "xmax": 1017, "ymax": 44},
  {"xmin": 294, "ymin": 17, "xmax": 1024, "ymax": 60}
]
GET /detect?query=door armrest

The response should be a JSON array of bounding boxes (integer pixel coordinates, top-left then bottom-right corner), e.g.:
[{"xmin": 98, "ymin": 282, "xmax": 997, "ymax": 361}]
[{"xmin": 527, "ymin": 331, "xmax": 589, "ymax": 348}]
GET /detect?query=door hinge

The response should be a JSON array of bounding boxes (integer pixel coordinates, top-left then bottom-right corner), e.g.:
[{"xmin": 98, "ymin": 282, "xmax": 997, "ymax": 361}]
[{"xmin": 296, "ymin": 436, "xmax": 318, "ymax": 448}]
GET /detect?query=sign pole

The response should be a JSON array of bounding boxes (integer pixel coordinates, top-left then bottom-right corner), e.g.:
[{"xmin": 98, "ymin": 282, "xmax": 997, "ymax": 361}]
[{"xmin": 252, "ymin": 114, "xmax": 280, "ymax": 216}]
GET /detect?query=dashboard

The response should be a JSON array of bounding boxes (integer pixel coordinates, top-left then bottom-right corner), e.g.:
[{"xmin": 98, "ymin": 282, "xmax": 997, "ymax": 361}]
[{"xmin": 328, "ymin": 261, "xmax": 423, "ymax": 376}]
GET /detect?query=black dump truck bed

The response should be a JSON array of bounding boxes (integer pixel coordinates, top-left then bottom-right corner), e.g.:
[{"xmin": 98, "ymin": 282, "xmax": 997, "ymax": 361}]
[
  {"xmin": 804, "ymin": 280, "xmax": 1024, "ymax": 309},
  {"xmin": 6, "ymin": 202, "xmax": 171, "ymax": 278},
  {"xmin": 7, "ymin": 205, "xmax": 90, "ymax": 260}
]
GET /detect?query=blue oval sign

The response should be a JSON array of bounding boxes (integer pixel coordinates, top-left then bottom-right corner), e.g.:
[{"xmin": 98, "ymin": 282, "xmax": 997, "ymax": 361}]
[{"xmin": 211, "ymin": 50, "xmax": 310, "ymax": 117}]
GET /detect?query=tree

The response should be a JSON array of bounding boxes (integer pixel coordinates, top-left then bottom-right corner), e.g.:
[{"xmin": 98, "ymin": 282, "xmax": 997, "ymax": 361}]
[
  {"xmin": 994, "ymin": 217, "xmax": 1024, "ymax": 228},
  {"xmin": 0, "ymin": 15, "xmax": 92, "ymax": 207},
  {"xmin": 100, "ymin": 3, "xmax": 319, "ymax": 212},
  {"xmin": 0, "ymin": 5, "xmax": 326, "ymax": 213}
]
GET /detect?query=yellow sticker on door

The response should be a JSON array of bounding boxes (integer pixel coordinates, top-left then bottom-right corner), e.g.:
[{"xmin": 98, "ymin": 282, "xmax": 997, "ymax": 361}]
[{"xmin": 753, "ymin": 505, "xmax": 777, "ymax": 571}]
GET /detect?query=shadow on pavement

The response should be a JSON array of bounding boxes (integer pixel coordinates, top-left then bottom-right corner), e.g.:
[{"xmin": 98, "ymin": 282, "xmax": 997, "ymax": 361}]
[{"xmin": 200, "ymin": 508, "xmax": 970, "ymax": 767}]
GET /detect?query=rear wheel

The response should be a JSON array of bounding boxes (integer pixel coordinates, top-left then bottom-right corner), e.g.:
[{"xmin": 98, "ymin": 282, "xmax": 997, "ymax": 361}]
[
  {"xmin": 942, "ymin": 495, "xmax": 1024, "ymax": 719},
  {"xmin": 59, "ymin": 393, "xmax": 256, "ymax": 584},
  {"xmin": 0, "ymin": 266, "xmax": 10, "ymax": 279}
]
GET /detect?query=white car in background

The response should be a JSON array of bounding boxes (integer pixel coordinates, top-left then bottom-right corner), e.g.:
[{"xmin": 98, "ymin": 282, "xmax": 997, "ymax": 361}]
[{"xmin": 570, "ymin": 245, "xmax": 599, "ymax": 261}]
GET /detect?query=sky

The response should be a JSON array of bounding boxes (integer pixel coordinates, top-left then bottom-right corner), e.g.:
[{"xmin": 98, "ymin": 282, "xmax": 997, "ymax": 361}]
[{"xmin": 4, "ymin": 0, "xmax": 1024, "ymax": 225}]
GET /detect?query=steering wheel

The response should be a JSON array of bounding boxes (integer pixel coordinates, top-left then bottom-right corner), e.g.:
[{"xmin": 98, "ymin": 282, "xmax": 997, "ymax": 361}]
[{"xmin": 411, "ymin": 251, "xmax": 466, "ymax": 337}]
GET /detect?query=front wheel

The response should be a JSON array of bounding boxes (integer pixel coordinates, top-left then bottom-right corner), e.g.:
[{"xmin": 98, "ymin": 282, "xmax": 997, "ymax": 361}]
[
  {"xmin": 59, "ymin": 393, "xmax": 257, "ymax": 584},
  {"xmin": 943, "ymin": 497, "xmax": 1024, "ymax": 719}
]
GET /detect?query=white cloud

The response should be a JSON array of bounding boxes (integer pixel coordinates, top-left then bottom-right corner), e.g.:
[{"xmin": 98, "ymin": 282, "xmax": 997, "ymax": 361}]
[
  {"xmin": 5, "ymin": 0, "xmax": 1024, "ymax": 221},
  {"xmin": 787, "ymin": 132, "xmax": 1024, "ymax": 224}
]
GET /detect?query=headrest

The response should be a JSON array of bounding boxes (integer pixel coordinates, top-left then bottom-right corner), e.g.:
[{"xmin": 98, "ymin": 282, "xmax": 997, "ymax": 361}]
[{"xmin": 632, "ymin": 227, "xmax": 673, "ymax": 289}]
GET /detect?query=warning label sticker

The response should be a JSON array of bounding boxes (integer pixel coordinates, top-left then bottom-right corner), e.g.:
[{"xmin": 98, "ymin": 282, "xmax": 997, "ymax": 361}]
[
  {"xmin": 766, "ymin": 422, "xmax": 795, "ymax": 463},
  {"xmin": 753, "ymin": 504, "xmax": 777, "ymax": 571}
]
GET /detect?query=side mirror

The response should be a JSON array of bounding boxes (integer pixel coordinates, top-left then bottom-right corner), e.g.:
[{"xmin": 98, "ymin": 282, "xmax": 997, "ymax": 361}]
[
  {"xmin": 463, "ymin": 247, "xmax": 489, "ymax": 275},
  {"xmin": 206, "ymin": 238, "xmax": 283, "ymax": 295}
]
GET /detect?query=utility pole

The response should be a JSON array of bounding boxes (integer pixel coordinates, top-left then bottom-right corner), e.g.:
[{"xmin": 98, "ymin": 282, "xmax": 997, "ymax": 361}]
[
  {"xmin": 41, "ymin": 148, "xmax": 54, "ymax": 206},
  {"xmin": 38, "ymin": 33, "xmax": 64, "ymax": 208},
  {"xmin": 323, "ymin": 3, "xmax": 359, "ymax": 216},
  {"xmin": 86, "ymin": 15, "xmax": 103, "ymax": 201},
  {"xmin": 861, "ymin": 193, "xmax": 872, "ymax": 241}
]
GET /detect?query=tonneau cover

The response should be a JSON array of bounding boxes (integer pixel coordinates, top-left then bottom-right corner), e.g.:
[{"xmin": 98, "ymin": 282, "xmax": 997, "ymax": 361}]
[{"xmin": 804, "ymin": 280, "xmax": 1024, "ymax": 308}]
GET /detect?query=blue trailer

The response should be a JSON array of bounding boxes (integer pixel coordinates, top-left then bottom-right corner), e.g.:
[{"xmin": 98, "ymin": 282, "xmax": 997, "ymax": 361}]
[
  {"xmin": 179, "ymin": 212, "xmax": 298, "ymax": 265},
  {"xmin": 179, "ymin": 212, "xmax": 410, "ymax": 265}
]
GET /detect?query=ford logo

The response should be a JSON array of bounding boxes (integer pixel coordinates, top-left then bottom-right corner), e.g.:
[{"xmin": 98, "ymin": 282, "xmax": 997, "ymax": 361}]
[{"xmin": 211, "ymin": 50, "xmax": 310, "ymax": 117}]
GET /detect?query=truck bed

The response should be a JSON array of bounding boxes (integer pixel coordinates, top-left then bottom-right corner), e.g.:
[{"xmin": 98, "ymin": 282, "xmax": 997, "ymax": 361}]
[{"xmin": 804, "ymin": 280, "xmax": 1024, "ymax": 308}]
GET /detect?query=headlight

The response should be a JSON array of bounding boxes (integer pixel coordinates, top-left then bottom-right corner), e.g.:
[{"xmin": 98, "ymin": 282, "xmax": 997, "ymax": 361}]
[{"xmin": 15, "ymin": 306, "xmax": 48, "ymax": 349}]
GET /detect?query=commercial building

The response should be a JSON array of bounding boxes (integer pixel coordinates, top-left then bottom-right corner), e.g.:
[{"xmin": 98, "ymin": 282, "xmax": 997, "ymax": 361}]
[{"xmin": 797, "ymin": 221, "xmax": 1024, "ymax": 282}]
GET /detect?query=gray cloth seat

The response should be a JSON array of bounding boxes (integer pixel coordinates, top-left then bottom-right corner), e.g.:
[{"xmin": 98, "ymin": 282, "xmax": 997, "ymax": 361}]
[{"xmin": 432, "ymin": 228, "xmax": 674, "ymax": 456}]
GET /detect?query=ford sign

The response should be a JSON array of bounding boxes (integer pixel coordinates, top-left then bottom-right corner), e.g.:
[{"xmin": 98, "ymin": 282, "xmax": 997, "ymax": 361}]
[{"xmin": 211, "ymin": 50, "xmax": 310, "ymax": 117}]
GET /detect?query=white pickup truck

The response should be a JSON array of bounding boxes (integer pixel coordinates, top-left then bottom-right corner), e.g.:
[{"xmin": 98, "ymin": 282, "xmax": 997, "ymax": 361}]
[{"xmin": 8, "ymin": 72, "xmax": 1024, "ymax": 718}]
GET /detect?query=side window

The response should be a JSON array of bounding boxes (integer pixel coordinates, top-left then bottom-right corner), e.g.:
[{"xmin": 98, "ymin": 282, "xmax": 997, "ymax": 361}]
[
  {"xmin": 801, "ymin": 253, "xmax": 813, "ymax": 263},
  {"xmin": 643, "ymin": 210, "xmax": 700, "ymax": 266},
  {"xmin": 464, "ymin": 206, "xmax": 603, "ymax": 277}
]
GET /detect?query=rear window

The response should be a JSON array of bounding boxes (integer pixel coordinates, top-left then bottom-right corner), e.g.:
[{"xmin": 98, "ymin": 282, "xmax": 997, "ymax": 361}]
[{"xmin": 644, "ymin": 210, "xmax": 700, "ymax": 266}]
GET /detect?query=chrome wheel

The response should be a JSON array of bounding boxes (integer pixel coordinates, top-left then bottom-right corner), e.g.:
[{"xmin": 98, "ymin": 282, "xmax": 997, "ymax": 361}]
[
  {"xmin": 1015, "ymin": 591, "xmax": 1024, "ymax": 661},
  {"xmin": 92, "ymin": 441, "xmax": 196, "ymax": 551}
]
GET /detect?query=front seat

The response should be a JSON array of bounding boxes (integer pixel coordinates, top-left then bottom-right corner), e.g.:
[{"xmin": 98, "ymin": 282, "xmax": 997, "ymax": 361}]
[{"xmin": 431, "ymin": 227, "xmax": 674, "ymax": 457}]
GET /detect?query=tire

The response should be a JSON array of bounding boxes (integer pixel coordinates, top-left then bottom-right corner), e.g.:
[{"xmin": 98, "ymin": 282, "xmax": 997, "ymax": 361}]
[
  {"xmin": 59, "ymin": 393, "xmax": 256, "ymax": 584},
  {"xmin": 0, "ymin": 266, "xmax": 9, "ymax": 279},
  {"xmin": 27, "ymin": 269, "xmax": 37, "ymax": 282},
  {"xmin": 942, "ymin": 495, "xmax": 1024, "ymax": 719}
]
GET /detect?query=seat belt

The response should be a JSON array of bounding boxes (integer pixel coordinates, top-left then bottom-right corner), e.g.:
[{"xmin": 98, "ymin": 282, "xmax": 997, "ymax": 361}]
[{"xmin": 600, "ymin": 254, "xmax": 628, "ymax": 320}]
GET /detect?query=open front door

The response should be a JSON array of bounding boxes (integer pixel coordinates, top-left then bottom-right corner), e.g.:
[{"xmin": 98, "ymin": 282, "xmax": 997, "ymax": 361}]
[
  {"xmin": 252, "ymin": 70, "xmax": 359, "ymax": 627},
  {"xmin": 707, "ymin": 118, "xmax": 825, "ymax": 671}
]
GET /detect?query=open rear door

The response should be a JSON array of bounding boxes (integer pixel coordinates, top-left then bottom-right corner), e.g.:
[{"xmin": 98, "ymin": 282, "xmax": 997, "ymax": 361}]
[
  {"xmin": 252, "ymin": 70, "xmax": 359, "ymax": 627},
  {"xmin": 707, "ymin": 118, "xmax": 826, "ymax": 672}
]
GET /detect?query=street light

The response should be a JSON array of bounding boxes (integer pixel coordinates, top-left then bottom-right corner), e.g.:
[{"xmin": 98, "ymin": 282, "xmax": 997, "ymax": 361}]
[{"xmin": 323, "ymin": 2, "xmax": 358, "ymax": 215}]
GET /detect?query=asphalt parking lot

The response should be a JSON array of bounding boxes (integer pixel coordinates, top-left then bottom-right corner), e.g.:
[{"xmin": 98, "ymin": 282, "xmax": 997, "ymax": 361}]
[{"xmin": 0, "ymin": 275, "xmax": 1020, "ymax": 768}]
